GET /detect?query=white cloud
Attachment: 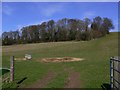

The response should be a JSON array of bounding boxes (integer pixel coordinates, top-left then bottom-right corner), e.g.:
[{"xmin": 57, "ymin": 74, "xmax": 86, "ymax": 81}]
[
  {"xmin": 40, "ymin": 4, "xmax": 64, "ymax": 17},
  {"xmin": 83, "ymin": 11, "xmax": 96, "ymax": 18},
  {"xmin": 16, "ymin": 19, "xmax": 51, "ymax": 30},
  {"xmin": 2, "ymin": 5, "xmax": 14, "ymax": 15},
  {"xmin": 0, "ymin": 28, "xmax": 1, "ymax": 36}
]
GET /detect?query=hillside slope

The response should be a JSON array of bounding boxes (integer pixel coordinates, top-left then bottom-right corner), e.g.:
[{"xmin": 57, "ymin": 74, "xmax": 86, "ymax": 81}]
[{"xmin": 2, "ymin": 32, "xmax": 118, "ymax": 88}]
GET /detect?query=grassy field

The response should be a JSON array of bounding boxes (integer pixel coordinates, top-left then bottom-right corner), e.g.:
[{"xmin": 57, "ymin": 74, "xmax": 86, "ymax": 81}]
[{"xmin": 2, "ymin": 32, "xmax": 118, "ymax": 88}]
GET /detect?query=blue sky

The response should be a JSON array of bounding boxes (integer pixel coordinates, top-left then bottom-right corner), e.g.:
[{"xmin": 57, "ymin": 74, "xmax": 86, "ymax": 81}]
[{"xmin": 2, "ymin": 2, "xmax": 118, "ymax": 32}]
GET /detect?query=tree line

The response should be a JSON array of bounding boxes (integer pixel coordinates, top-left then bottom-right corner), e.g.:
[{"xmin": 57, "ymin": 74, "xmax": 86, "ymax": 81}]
[{"xmin": 2, "ymin": 16, "xmax": 114, "ymax": 45}]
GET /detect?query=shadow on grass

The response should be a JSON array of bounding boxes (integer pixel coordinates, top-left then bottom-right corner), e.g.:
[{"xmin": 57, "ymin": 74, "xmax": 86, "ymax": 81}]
[
  {"xmin": 0, "ymin": 68, "xmax": 10, "ymax": 76},
  {"xmin": 17, "ymin": 77, "xmax": 27, "ymax": 84},
  {"xmin": 101, "ymin": 83, "xmax": 110, "ymax": 90},
  {"xmin": 17, "ymin": 77, "xmax": 27, "ymax": 88}
]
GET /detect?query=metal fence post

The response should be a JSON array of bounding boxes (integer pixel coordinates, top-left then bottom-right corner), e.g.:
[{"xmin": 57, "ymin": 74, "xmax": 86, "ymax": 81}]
[
  {"xmin": 110, "ymin": 57, "xmax": 113, "ymax": 89},
  {"xmin": 113, "ymin": 59, "xmax": 114, "ymax": 89},
  {"xmin": 118, "ymin": 59, "xmax": 120, "ymax": 89},
  {"xmin": 10, "ymin": 56, "xmax": 14, "ymax": 82}
]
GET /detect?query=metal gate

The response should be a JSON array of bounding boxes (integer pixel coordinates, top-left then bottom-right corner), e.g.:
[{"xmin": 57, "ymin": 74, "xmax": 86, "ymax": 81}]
[{"xmin": 110, "ymin": 57, "xmax": 120, "ymax": 89}]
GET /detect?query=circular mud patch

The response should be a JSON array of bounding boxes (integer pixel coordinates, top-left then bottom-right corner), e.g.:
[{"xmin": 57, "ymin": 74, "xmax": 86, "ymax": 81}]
[{"xmin": 41, "ymin": 57, "xmax": 84, "ymax": 62}]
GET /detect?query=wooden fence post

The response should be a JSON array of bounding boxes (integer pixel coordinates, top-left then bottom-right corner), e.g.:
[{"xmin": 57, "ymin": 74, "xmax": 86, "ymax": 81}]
[{"xmin": 10, "ymin": 56, "xmax": 14, "ymax": 82}]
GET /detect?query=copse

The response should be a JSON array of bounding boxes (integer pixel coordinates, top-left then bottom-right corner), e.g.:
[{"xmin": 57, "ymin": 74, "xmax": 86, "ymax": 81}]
[
  {"xmin": 91, "ymin": 16, "xmax": 114, "ymax": 38},
  {"xmin": 2, "ymin": 16, "xmax": 114, "ymax": 46}
]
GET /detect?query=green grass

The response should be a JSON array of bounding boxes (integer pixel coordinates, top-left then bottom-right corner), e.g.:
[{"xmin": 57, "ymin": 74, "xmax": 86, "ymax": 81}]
[
  {"xmin": 46, "ymin": 72, "xmax": 68, "ymax": 88},
  {"xmin": 2, "ymin": 32, "xmax": 118, "ymax": 88}
]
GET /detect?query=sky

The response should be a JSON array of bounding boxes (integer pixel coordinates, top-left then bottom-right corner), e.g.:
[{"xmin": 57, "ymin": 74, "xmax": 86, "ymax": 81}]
[
  {"xmin": 2, "ymin": 2, "xmax": 118, "ymax": 33},
  {"xmin": 2, "ymin": 0, "xmax": 120, "ymax": 2}
]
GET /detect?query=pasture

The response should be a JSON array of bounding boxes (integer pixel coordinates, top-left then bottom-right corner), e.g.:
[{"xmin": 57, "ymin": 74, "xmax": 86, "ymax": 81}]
[{"xmin": 2, "ymin": 32, "xmax": 118, "ymax": 88}]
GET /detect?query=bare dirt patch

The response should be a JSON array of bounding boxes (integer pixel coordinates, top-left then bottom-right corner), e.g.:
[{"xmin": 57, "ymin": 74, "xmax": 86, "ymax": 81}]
[
  {"xmin": 41, "ymin": 57, "xmax": 84, "ymax": 63},
  {"xmin": 15, "ymin": 58, "xmax": 26, "ymax": 60}
]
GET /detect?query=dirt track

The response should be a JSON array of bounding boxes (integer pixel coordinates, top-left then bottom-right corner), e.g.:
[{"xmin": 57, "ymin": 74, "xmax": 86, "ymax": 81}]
[
  {"xmin": 64, "ymin": 71, "xmax": 80, "ymax": 88},
  {"xmin": 26, "ymin": 67, "xmax": 81, "ymax": 88},
  {"xmin": 27, "ymin": 71, "xmax": 56, "ymax": 88}
]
